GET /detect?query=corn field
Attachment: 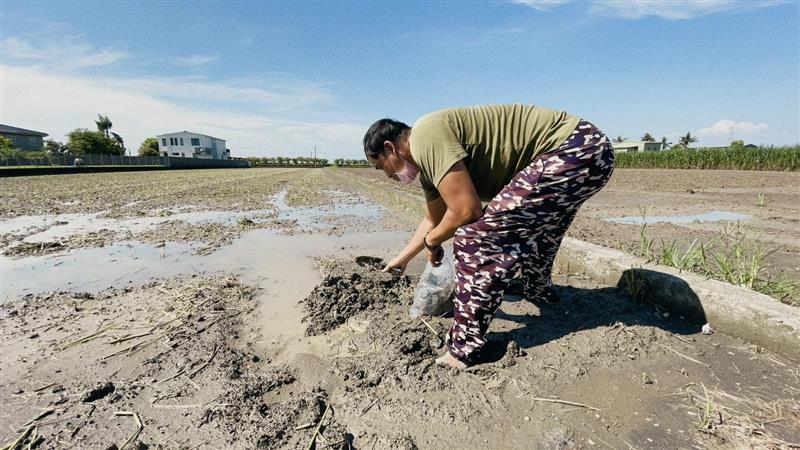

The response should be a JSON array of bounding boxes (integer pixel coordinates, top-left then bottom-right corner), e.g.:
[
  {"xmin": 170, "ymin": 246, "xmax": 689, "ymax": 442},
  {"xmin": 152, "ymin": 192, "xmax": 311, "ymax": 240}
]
[{"xmin": 614, "ymin": 145, "xmax": 800, "ymax": 171}]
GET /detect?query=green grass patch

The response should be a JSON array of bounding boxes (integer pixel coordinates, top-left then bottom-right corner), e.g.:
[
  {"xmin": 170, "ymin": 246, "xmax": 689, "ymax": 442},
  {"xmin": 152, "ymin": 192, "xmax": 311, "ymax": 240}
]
[
  {"xmin": 615, "ymin": 145, "xmax": 800, "ymax": 171},
  {"xmin": 635, "ymin": 216, "xmax": 799, "ymax": 306}
]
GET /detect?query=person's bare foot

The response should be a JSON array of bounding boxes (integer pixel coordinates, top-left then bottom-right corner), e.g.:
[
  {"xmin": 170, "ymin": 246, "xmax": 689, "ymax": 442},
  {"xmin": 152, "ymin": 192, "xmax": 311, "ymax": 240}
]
[{"xmin": 435, "ymin": 352, "xmax": 468, "ymax": 370}]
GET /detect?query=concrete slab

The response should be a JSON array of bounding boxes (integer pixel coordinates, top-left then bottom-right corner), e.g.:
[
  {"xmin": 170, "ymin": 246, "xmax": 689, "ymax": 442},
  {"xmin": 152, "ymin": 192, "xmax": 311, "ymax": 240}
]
[{"xmin": 555, "ymin": 237, "xmax": 800, "ymax": 362}]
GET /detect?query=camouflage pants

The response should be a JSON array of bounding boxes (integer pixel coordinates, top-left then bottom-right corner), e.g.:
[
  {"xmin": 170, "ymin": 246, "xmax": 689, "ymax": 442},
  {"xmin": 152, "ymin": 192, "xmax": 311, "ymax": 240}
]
[{"xmin": 447, "ymin": 121, "xmax": 615, "ymax": 364}]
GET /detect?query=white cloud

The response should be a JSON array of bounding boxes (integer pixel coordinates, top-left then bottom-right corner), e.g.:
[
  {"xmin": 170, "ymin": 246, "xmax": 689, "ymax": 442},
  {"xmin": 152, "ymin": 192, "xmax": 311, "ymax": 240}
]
[
  {"xmin": 107, "ymin": 75, "xmax": 334, "ymax": 113},
  {"xmin": 513, "ymin": 0, "xmax": 786, "ymax": 19},
  {"xmin": 591, "ymin": 0, "xmax": 786, "ymax": 20},
  {"xmin": 697, "ymin": 119, "xmax": 769, "ymax": 139},
  {"xmin": 512, "ymin": 0, "xmax": 570, "ymax": 11},
  {"xmin": 175, "ymin": 55, "xmax": 218, "ymax": 67},
  {"xmin": 0, "ymin": 65, "xmax": 367, "ymax": 158},
  {"xmin": 1, "ymin": 36, "xmax": 128, "ymax": 69},
  {"xmin": 486, "ymin": 27, "xmax": 526, "ymax": 35}
]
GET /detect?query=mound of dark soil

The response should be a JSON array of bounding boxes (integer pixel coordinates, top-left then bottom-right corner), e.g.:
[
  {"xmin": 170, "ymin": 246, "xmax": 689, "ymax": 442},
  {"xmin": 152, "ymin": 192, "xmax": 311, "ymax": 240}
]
[
  {"xmin": 301, "ymin": 258, "xmax": 416, "ymax": 336},
  {"xmin": 331, "ymin": 306, "xmax": 452, "ymax": 392}
]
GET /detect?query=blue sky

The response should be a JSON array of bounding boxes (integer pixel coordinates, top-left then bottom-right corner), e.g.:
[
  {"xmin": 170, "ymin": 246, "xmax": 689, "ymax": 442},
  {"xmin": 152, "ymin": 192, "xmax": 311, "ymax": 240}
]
[{"xmin": 2, "ymin": 0, "xmax": 798, "ymax": 159}]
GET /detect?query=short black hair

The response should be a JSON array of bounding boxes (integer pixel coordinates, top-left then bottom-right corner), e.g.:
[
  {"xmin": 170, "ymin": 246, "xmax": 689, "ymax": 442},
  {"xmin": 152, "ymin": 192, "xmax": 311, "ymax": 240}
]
[{"xmin": 363, "ymin": 118, "xmax": 411, "ymax": 159}]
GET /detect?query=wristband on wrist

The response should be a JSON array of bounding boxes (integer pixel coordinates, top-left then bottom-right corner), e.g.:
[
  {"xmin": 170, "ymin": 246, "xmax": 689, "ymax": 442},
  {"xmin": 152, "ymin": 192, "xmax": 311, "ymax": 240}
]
[{"xmin": 423, "ymin": 233, "xmax": 440, "ymax": 251}]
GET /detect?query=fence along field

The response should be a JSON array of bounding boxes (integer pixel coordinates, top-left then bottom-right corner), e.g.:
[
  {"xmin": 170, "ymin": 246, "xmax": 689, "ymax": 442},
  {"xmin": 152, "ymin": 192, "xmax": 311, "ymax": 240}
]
[{"xmin": 614, "ymin": 145, "xmax": 800, "ymax": 171}]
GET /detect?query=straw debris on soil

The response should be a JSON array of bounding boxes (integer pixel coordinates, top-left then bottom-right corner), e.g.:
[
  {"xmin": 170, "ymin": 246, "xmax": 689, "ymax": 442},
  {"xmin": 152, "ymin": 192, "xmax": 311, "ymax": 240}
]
[
  {"xmin": 0, "ymin": 275, "xmax": 317, "ymax": 449},
  {"xmin": 301, "ymin": 258, "xmax": 416, "ymax": 336}
]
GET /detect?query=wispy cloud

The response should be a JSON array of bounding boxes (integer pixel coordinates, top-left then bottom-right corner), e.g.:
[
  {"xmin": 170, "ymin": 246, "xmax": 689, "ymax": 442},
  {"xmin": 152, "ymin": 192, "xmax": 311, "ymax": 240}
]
[
  {"xmin": 2, "ymin": 33, "xmax": 334, "ymax": 113},
  {"xmin": 512, "ymin": 0, "xmax": 570, "ymax": 11},
  {"xmin": 1, "ymin": 64, "xmax": 365, "ymax": 158},
  {"xmin": 697, "ymin": 119, "xmax": 769, "ymax": 139},
  {"xmin": 106, "ymin": 75, "xmax": 335, "ymax": 113},
  {"xmin": 1, "ymin": 36, "xmax": 128, "ymax": 69},
  {"xmin": 486, "ymin": 27, "xmax": 526, "ymax": 35},
  {"xmin": 175, "ymin": 55, "xmax": 218, "ymax": 67},
  {"xmin": 591, "ymin": 0, "xmax": 787, "ymax": 20},
  {"xmin": 513, "ymin": 0, "xmax": 787, "ymax": 19}
]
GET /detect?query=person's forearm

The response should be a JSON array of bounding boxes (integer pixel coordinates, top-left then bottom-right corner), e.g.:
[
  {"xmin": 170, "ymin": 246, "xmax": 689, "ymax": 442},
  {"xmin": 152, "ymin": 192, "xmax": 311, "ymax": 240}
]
[
  {"xmin": 425, "ymin": 209, "xmax": 474, "ymax": 247},
  {"xmin": 397, "ymin": 217, "xmax": 435, "ymax": 264}
]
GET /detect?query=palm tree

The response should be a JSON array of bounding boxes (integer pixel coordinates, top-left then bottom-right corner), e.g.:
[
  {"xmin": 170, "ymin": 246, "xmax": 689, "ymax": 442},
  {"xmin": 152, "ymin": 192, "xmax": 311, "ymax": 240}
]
[
  {"xmin": 96, "ymin": 114, "xmax": 113, "ymax": 138},
  {"xmin": 111, "ymin": 132, "xmax": 126, "ymax": 155},
  {"xmin": 613, "ymin": 136, "xmax": 627, "ymax": 143},
  {"xmin": 678, "ymin": 132, "xmax": 698, "ymax": 148},
  {"xmin": 641, "ymin": 133, "xmax": 655, "ymax": 142},
  {"xmin": 660, "ymin": 136, "xmax": 672, "ymax": 150}
]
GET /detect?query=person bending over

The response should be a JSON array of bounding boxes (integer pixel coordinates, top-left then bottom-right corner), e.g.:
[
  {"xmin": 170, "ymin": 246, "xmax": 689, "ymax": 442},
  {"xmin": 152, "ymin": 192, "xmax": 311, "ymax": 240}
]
[{"xmin": 363, "ymin": 104, "xmax": 614, "ymax": 369}]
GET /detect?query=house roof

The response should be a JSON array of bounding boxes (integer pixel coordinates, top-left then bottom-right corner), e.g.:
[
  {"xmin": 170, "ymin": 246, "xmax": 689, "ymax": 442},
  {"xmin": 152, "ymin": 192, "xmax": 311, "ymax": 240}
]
[
  {"xmin": 157, "ymin": 131, "xmax": 225, "ymax": 141},
  {"xmin": 0, "ymin": 124, "xmax": 49, "ymax": 137}
]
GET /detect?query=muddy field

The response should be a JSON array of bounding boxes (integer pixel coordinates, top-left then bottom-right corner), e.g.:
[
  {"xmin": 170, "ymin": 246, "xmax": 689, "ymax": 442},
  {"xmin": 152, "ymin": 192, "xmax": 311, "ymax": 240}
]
[
  {"xmin": 346, "ymin": 168, "xmax": 800, "ymax": 286},
  {"xmin": 2, "ymin": 168, "xmax": 799, "ymax": 449}
]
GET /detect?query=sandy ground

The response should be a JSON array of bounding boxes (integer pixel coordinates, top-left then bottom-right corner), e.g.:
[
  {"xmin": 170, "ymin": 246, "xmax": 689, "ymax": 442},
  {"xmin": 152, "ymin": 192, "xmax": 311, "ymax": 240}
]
[{"xmin": 2, "ymin": 168, "xmax": 799, "ymax": 449}]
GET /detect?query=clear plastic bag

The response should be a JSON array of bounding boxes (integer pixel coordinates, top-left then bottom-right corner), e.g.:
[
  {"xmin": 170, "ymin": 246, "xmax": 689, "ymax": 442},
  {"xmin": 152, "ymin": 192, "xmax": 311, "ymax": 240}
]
[{"xmin": 409, "ymin": 251, "xmax": 456, "ymax": 317}]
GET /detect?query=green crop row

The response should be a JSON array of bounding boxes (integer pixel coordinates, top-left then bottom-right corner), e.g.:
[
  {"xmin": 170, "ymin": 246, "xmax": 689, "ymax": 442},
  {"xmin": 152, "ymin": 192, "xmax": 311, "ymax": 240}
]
[{"xmin": 614, "ymin": 145, "xmax": 800, "ymax": 171}]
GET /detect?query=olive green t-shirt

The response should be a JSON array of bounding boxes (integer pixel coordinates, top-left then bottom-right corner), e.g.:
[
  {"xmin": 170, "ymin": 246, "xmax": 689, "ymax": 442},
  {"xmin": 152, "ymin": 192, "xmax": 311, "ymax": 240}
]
[{"xmin": 409, "ymin": 104, "xmax": 581, "ymax": 201}]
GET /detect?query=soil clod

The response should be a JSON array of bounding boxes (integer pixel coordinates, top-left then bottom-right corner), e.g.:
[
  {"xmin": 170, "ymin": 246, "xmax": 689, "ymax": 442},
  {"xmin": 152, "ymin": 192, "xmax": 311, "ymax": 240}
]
[
  {"xmin": 82, "ymin": 382, "xmax": 116, "ymax": 402},
  {"xmin": 301, "ymin": 258, "xmax": 415, "ymax": 335}
]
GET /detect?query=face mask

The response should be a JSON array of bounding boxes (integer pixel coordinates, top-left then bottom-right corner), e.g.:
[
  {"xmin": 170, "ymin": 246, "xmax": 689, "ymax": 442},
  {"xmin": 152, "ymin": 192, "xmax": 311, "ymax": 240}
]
[{"xmin": 392, "ymin": 151, "xmax": 419, "ymax": 185}]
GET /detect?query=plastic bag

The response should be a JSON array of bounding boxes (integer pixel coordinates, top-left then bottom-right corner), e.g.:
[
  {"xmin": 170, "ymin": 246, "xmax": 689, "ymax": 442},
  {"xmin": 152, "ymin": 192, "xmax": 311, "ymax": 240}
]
[{"xmin": 409, "ymin": 251, "xmax": 456, "ymax": 317}]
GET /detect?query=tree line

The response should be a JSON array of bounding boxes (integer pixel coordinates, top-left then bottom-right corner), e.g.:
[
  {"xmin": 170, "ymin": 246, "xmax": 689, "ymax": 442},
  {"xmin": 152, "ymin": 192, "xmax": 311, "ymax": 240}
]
[
  {"xmin": 611, "ymin": 132, "xmax": 700, "ymax": 150},
  {"xmin": 0, "ymin": 114, "xmax": 166, "ymax": 159}
]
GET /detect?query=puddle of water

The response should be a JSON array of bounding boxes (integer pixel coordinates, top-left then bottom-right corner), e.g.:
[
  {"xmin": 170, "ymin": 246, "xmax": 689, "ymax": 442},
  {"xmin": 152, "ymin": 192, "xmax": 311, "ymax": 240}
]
[
  {"xmin": 605, "ymin": 210, "xmax": 751, "ymax": 225},
  {"xmin": 0, "ymin": 228, "xmax": 413, "ymax": 361},
  {"xmin": 1, "ymin": 190, "xmax": 406, "ymax": 361},
  {"xmin": 271, "ymin": 190, "xmax": 384, "ymax": 230},
  {"xmin": 1, "ymin": 213, "xmax": 91, "ymax": 236},
  {"xmin": 1, "ymin": 189, "xmax": 385, "ymax": 242},
  {"xmin": 1, "ymin": 229, "xmax": 407, "ymax": 300},
  {"xmin": 2, "ymin": 241, "xmax": 198, "ymax": 298}
]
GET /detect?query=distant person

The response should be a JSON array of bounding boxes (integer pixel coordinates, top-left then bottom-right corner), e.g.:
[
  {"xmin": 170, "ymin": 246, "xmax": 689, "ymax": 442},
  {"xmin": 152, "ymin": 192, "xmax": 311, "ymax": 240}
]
[{"xmin": 363, "ymin": 104, "xmax": 615, "ymax": 369}]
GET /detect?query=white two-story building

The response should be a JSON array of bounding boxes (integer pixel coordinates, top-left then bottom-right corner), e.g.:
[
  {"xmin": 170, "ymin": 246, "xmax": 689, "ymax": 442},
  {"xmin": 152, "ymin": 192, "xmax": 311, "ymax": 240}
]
[{"xmin": 156, "ymin": 131, "xmax": 231, "ymax": 159}]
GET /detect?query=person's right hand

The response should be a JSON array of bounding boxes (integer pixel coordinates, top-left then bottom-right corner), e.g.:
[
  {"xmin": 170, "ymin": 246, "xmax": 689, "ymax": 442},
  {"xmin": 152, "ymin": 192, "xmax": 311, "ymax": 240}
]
[{"xmin": 381, "ymin": 255, "xmax": 407, "ymax": 275}]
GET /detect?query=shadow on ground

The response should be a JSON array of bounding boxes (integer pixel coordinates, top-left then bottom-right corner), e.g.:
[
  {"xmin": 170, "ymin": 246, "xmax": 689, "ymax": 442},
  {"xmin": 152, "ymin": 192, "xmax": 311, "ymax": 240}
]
[{"xmin": 479, "ymin": 282, "xmax": 704, "ymax": 364}]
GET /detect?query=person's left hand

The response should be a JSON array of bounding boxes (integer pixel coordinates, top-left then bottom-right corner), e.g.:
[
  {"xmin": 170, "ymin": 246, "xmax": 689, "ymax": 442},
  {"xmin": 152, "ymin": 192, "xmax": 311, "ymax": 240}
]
[{"xmin": 426, "ymin": 245, "xmax": 444, "ymax": 267}]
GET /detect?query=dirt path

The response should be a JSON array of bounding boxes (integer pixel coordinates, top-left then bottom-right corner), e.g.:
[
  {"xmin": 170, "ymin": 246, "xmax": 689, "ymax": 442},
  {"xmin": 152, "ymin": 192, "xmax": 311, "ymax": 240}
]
[{"xmin": 2, "ymin": 168, "xmax": 798, "ymax": 449}]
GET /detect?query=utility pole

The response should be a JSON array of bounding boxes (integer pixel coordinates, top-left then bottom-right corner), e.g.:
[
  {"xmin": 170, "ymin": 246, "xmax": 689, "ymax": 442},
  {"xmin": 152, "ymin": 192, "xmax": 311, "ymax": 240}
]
[{"xmin": 313, "ymin": 146, "xmax": 317, "ymax": 167}]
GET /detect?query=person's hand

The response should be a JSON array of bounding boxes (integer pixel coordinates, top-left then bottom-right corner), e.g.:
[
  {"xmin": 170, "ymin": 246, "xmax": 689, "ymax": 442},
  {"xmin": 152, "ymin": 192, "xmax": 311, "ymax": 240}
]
[
  {"xmin": 426, "ymin": 245, "xmax": 444, "ymax": 267},
  {"xmin": 381, "ymin": 255, "xmax": 408, "ymax": 275}
]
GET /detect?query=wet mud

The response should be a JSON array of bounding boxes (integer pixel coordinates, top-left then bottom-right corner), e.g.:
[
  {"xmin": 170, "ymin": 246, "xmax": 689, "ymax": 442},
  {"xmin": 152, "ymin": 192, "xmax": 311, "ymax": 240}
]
[
  {"xmin": 301, "ymin": 259, "xmax": 415, "ymax": 336},
  {"xmin": 2, "ymin": 168, "xmax": 799, "ymax": 449},
  {"xmin": 294, "ymin": 259, "xmax": 800, "ymax": 449},
  {"xmin": 0, "ymin": 276, "xmax": 358, "ymax": 449}
]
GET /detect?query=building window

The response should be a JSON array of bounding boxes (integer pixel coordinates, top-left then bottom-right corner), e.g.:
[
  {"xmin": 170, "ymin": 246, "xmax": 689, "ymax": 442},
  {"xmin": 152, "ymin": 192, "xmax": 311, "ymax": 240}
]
[
  {"xmin": 191, "ymin": 138, "xmax": 200, "ymax": 146},
  {"xmin": 162, "ymin": 138, "xmax": 167, "ymax": 146},
  {"xmin": 180, "ymin": 138, "xmax": 184, "ymax": 145},
  {"xmin": 172, "ymin": 152, "xmax": 179, "ymax": 156},
  {"xmin": 181, "ymin": 153, "xmax": 185, "ymax": 157}
]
